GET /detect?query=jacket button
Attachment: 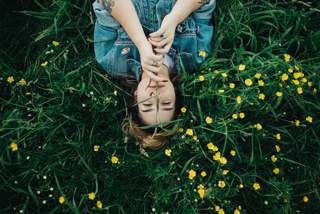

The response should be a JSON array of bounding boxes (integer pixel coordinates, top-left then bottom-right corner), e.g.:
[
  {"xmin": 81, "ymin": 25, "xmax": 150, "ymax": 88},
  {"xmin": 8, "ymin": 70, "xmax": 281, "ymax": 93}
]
[
  {"xmin": 196, "ymin": 25, "xmax": 200, "ymax": 34},
  {"xmin": 177, "ymin": 24, "xmax": 186, "ymax": 33},
  {"xmin": 121, "ymin": 47, "xmax": 130, "ymax": 55}
]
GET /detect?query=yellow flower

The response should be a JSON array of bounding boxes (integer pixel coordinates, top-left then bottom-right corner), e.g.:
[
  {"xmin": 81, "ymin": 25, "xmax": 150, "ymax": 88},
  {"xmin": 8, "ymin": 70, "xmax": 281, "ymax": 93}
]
[
  {"xmin": 229, "ymin": 83, "xmax": 235, "ymax": 88},
  {"xmin": 93, "ymin": 145, "xmax": 100, "ymax": 152},
  {"xmin": 52, "ymin": 40, "xmax": 60, "ymax": 46},
  {"xmin": 181, "ymin": 106, "xmax": 187, "ymax": 113},
  {"xmin": 238, "ymin": 64, "xmax": 246, "ymax": 71},
  {"xmin": 297, "ymin": 87, "xmax": 303, "ymax": 94},
  {"xmin": 239, "ymin": 183, "xmax": 244, "ymax": 189},
  {"xmin": 283, "ymin": 54, "xmax": 291, "ymax": 62},
  {"xmin": 111, "ymin": 155, "xmax": 119, "ymax": 164},
  {"xmin": 253, "ymin": 182, "xmax": 261, "ymax": 190},
  {"xmin": 294, "ymin": 65, "xmax": 300, "ymax": 70},
  {"xmin": 18, "ymin": 78, "xmax": 27, "ymax": 86},
  {"xmin": 207, "ymin": 142, "xmax": 219, "ymax": 151},
  {"xmin": 301, "ymin": 77, "xmax": 307, "ymax": 83},
  {"xmin": 293, "ymin": 72, "xmax": 304, "ymax": 79},
  {"xmin": 273, "ymin": 167, "xmax": 280, "ymax": 174},
  {"xmin": 7, "ymin": 76, "xmax": 14, "ymax": 84},
  {"xmin": 197, "ymin": 187, "xmax": 205, "ymax": 199},
  {"xmin": 200, "ymin": 171, "xmax": 207, "ymax": 177},
  {"xmin": 254, "ymin": 123, "xmax": 263, "ymax": 130},
  {"xmin": 288, "ymin": 67, "xmax": 294, "ymax": 73},
  {"xmin": 232, "ymin": 114, "xmax": 238, "ymax": 119},
  {"xmin": 258, "ymin": 80, "xmax": 265, "ymax": 86},
  {"xmin": 219, "ymin": 157, "xmax": 227, "ymax": 165},
  {"xmin": 205, "ymin": 116, "xmax": 213, "ymax": 124},
  {"xmin": 198, "ymin": 50, "xmax": 207, "ymax": 58},
  {"xmin": 25, "ymin": 92, "xmax": 31, "ymax": 96},
  {"xmin": 275, "ymin": 145, "xmax": 281, "ymax": 153},
  {"xmin": 293, "ymin": 79, "xmax": 300, "ymax": 85},
  {"xmin": 218, "ymin": 208, "xmax": 225, "ymax": 214},
  {"xmin": 165, "ymin": 148, "xmax": 172, "ymax": 157},
  {"xmin": 186, "ymin": 129, "xmax": 194, "ymax": 136},
  {"xmin": 295, "ymin": 120, "xmax": 300, "ymax": 127},
  {"xmin": 192, "ymin": 135, "xmax": 198, "ymax": 141},
  {"xmin": 275, "ymin": 91, "xmax": 283, "ymax": 97},
  {"xmin": 255, "ymin": 73, "xmax": 262, "ymax": 79},
  {"xmin": 41, "ymin": 61, "xmax": 48, "ymax": 67},
  {"xmin": 244, "ymin": 79, "xmax": 252, "ymax": 86},
  {"xmin": 281, "ymin": 73, "xmax": 289, "ymax": 81},
  {"xmin": 113, "ymin": 90, "xmax": 118, "ymax": 96},
  {"xmin": 96, "ymin": 200, "xmax": 103, "ymax": 209},
  {"xmin": 307, "ymin": 81, "xmax": 313, "ymax": 87},
  {"xmin": 10, "ymin": 141, "xmax": 18, "ymax": 152},
  {"xmin": 230, "ymin": 150, "xmax": 236, "ymax": 156},
  {"xmin": 178, "ymin": 128, "xmax": 184, "ymax": 133},
  {"xmin": 218, "ymin": 89, "xmax": 225, "ymax": 93},
  {"xmin": 222, "ymin": 169, "xmax": 229, "ymax": 175},
  {"xmin": 198, "ymin": 75, "xmax": 205, "ymax": 81},
  {"xmin": 88, "ymin": 192, "xmax": 95, "ymax": 200},
  {"xmin": 188, "ymin": 169, "xmax": 196, "ymax": 180},
  {"xmin": 271, "ymin": 155, "xmax": 277, "ymax": 162},
  {"xmin": 303, "ymin": 196, "xmax": 309, "ymax": 203},
  {"xmin": 258, "ymin": 93, "xmax": 265, "ymax": 100},
  {"xmin": 239, "ymin": 112, "xmax": 245, "ymax": 119},
  {"xmin": 218, "ymin": 180, "xmax": 226, "ymax": 188},
  {"xmin": 234, "ymin": 208, "xmax": 241, "ymax": 214},
  {"xmin": 306, "ymin": 116, "xmax": 313, "ymax": 123},
  {"xmin": 213, "ymin": 151, "xmax": 221, "ymax": 161},
  {"xmin": 236, "ymin": 96, "xmax": 241, "ymax": 104},
  {"xmin": 59, "ymin": 196, "xmax": 65, "ymax": 204},
  {"xmin": 275, "ymin": 133, "xmax": 281, "ymax": 140},
  {"xmin": 221, "ymin": 73, "xmax": 228, "ymax": 78}
]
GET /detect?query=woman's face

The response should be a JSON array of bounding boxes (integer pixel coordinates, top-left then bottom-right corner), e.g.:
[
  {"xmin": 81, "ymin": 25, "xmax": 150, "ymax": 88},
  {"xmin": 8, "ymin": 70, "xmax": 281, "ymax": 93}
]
[{"xmin": 134, "ymin": 78, "xmax": 176, "ymax": 125}]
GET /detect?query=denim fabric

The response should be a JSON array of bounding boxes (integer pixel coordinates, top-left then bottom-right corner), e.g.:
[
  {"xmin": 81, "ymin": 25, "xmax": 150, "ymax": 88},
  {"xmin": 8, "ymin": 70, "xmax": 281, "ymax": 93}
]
[{"xmin": 92, "ymin": 0, "xmax": 217, "ymax": 82}]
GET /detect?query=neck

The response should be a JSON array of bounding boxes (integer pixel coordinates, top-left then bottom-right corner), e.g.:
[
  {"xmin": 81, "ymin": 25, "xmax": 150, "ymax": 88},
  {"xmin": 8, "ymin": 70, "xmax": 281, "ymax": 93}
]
[{"xmin": 141, "ymin": 64, "xmax": 170, "ymax": 80}]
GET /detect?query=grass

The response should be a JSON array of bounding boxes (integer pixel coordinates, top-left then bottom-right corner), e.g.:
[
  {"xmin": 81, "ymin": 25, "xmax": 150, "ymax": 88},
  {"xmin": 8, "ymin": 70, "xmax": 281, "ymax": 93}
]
[{"xmin": 0, "ymin": 0, "xmax": 320, "ymax": 213}]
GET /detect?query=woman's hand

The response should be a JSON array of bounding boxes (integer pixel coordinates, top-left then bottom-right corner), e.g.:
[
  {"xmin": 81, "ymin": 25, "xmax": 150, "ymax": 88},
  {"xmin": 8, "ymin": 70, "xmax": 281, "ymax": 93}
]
[
  {"xmin": 137, "ymin": 40, "xmax": 168, "ymax": 82},
  {"xmin": 148, "ymin": 14, "xmax": 178, "ymax": 55}
]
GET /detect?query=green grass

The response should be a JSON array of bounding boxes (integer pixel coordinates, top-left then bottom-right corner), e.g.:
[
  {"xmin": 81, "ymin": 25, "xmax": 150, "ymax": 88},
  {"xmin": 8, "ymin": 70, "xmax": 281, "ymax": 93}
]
[{"xmin": 1, "ymin": 0, "xmax": 320, "ymax": 213}]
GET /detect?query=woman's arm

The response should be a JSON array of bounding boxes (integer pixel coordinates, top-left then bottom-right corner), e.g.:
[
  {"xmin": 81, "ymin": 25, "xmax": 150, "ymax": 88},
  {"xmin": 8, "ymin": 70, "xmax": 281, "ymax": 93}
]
[
  {"xmin": 99, "ymin": 0, "xmax": 147, "ymax": 50},
  {"xmin": 170, "ymin": 0, "xmax": 211, "ymax": 26}
]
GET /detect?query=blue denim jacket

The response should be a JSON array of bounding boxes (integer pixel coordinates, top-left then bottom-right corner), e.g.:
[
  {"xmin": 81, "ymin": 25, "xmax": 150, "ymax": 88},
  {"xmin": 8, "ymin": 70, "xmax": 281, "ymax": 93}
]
[{"xmin": 93, "ymin": 0, "xmax": 216, "ymax": 82}]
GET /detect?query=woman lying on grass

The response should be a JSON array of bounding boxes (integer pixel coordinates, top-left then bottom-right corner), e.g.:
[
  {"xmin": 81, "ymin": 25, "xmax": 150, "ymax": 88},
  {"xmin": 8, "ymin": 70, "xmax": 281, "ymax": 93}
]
[{"xmin": 93, "ymin": 0, "xmax": 216, "ymax": 150}]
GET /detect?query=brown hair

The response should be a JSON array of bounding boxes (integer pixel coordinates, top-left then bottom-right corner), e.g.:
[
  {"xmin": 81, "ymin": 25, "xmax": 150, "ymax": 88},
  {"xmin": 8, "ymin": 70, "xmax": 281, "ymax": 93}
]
[{"xmin": 119, "ymin": 68, "xmax": 183, "ymax": 150}]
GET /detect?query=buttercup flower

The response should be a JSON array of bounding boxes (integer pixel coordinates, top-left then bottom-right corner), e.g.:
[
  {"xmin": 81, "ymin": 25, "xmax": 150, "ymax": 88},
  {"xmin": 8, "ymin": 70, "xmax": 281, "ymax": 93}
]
[
  {"xmin": 188, "ymin": 169, "xmax": 196, "ymax": 180},
  {"xmin": 200, "ymin": 171, "xmax": 207, "ymax": 177},
  {"xmin": 275, "ymin": 133, "xmax": 281, "ymax": 140},
  {"xmin": 186, "ymin": 129, "xmax": 194, "ymax": 136},
  {"xmin": 222, "ymin": 169, "xmax": 229, "ymax": 175},
  {"xmin": 297, "ymin": 87, "xmax": 303, "ymax": 94},
  {"xmin": 238, "ymin": 64, "xmax": 246, "ymax": 71},
  {"xmin": 258, "ymin": 93, "xmax": 266, "ymax": 100},
  {"xmin": 180, "ymin": 107, "xmax": 187, "ymax": 113},
  {"xmin": 244, "ymin": 79, "xmax": 252, "ymax": 86},
  {"xmin": 281, "ymin": 73, "xmax": 288, "ymax": 81},
  {"xmin": 239, "ymin": 183, "xmax": 244, "ymax": 189},
  {"xmin": 255, "ymin": 73, "xmax": 262, "ymax": 79},
  {"xmin": 232, "ymin": 114, "xmax": 238, "ymax": 119},
  {"xmin": 205, "ymin": 116, "xmax": 213, "ymax": 124},
  {"xmin": 213, "ymin": 151, "xmax": 221, "ymax": 161},
  {"xmin": 197, "ymin": 186, "xmax": 205, "ymax": 199},
  {"xmin": 93, "ymin": 145, "xmax": 100, "ymax": 152},
  {"xmin": 10, "ymin": 141, "xmax": 18, "ymax": 152},
  {"xmin": 276, "ymin": 91, "xmax": 283, "ymax": 97},
  {"xmin": 221, "ymin": 73, "xmax": 228, "ymax": 78},
  {"xmin": 7, "ymin": 76, "xmax": 14, "ymax": 84},
  {"xmin": 165, "ymin": 148, "xmax": 172, "ymax": 157},
  {"xmin": 239, "ymin": 112, "xmax": 245, "ymax": 119},
  {"xmin": 273, "ymin": 167, "xmax": 280, "ymax": 174},
  {"xmin": 271, "ymin": 155, "xmax": 277, "ymax": 162},
  {"xmin": 207, "ymin": 142, "xmax": 219, "ymax": 151},
  {"xmin": 59, "ymin": 196, "xmax": 65, "ymax": 204},
  {"xmin": 41, "ymin": 61, "xmax": 48, "ymax": 67},
  {"xmin": 303, "ymin": 196, "xmax": 309, "ymax": 203},
  {"xmin": 234, "ymin": 208, "xmax": 241, "ymax": 214},
  {"xmin": 111, "ymin": 155, "xmax": 119, "ymax": 164},
  {"xmin": 198, "ymin": 75, "xmax": 205, "ymax": 81},
  {"xmin": 219, "ymin": 157, "xmax": 227, "ymax": 165},
  {"xmin": 288, "ymin": 67, "xmax": 294, "ymax": 73},
  {"xmin": 230, "ymin": 150, "xmax": 236, "ymax": 156},
  {"xmin": 178, "ymin": 128, "xmax": 184, "ymax": 133},
  {"xmin": 18, "ymin": 78, "xmax": 27, "ymax": 86},
  {"xmin": 283, "ymin": 53, "xmax": 291, "ymax": 62},
  {"xmin": 236, "ymin": 96, "xmax": 241, "ymax": 104},
  {"xmin": 198, "ymin": 50, "xmax": 207, "ymax": 58},
  {"xmin": 218, "ymin": 180, "xmax": 226, "ymax": 188},
  {"xmin": 306, "ymin": 116, "xmax": 313, "ymax": 123},
  {"xmin": 275, "ymin": 145, "xmax": 281, "ymax": 152},
  {"xmin": 254, "ymin": 123, "xmax": 263, "ymax": 130},
  {"xmin": 96, "ymin": 200, "xmax": 103, "ymax": 209},
  {"xmin": 229, "ymin": 83, "xmax": 235, "ymax": 88},
  {"xmin": 52, "ymin": 40, "xmax": 60, "ymax": 46},
  {"xmin": 258, "ymin": 80, "xmax": 265, "ymax": 86},
  {"xmin": 88, "ymin": 192, "xmax": 95, "ymax": 200},
  {"xmin": 253, "ymin": 182, "xmax": 261, "ymax": 190}
]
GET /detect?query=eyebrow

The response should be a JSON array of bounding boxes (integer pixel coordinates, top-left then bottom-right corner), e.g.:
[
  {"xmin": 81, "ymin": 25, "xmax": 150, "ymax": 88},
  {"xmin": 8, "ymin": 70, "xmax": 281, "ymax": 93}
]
[{"xmin": 141, "ymin": 107, "xmax": 174, "ymax": 112}]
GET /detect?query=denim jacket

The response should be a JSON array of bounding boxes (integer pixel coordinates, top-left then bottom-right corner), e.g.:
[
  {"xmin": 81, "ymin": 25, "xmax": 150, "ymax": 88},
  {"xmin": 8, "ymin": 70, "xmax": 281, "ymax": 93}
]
[{"xmin": 93, "ymin": 0, "xmax": 217, "ymax": 82}]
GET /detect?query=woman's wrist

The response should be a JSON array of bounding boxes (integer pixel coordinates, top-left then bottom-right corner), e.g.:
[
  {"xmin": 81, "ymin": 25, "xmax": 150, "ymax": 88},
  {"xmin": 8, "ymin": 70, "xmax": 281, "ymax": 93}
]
[{"xmin": 136, "ymin": 38, "xmax": 149, "ymax": 52}]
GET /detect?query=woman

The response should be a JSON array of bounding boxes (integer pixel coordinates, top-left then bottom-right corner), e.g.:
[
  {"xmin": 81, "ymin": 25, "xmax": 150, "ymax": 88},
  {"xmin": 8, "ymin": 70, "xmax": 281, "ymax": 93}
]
[{"xmin": 93, "ymin": 0, "xmax": 216, "ymax": 150}]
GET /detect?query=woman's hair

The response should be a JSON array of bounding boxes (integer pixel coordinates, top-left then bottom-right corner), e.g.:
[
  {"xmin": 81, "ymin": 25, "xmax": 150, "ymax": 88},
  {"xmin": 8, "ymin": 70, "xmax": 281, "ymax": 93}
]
[{"xmin": 119, "ymin": 68, "xmax": 183, "ymax": 150}]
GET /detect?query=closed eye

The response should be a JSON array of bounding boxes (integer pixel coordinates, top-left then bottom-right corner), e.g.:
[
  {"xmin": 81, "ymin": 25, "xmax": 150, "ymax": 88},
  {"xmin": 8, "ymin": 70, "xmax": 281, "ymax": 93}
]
[{"xmin": 143, "ymin": 103, "xmax": 152, "ymax": 106}]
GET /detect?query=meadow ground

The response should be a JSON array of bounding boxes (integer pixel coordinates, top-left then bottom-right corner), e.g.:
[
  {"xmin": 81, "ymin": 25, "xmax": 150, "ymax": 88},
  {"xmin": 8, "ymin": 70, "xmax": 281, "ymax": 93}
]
[{"xmin": 0, "ymin": 0, "xmax": 320, "ymax": 213}]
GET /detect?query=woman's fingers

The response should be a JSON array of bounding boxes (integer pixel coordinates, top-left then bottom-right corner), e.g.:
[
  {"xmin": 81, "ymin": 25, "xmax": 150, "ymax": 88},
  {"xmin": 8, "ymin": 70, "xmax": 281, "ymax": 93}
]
[
  {"xmin": 145, "ymin": 70, "xmax": 168, "ymax": 82},
  {"xmin": 154, "ymin": 40, "xmax": 173, "ymax": 54},
  {"xmin": 148, "ymin": 37, "xmax": 171, "ymax": 48}
]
